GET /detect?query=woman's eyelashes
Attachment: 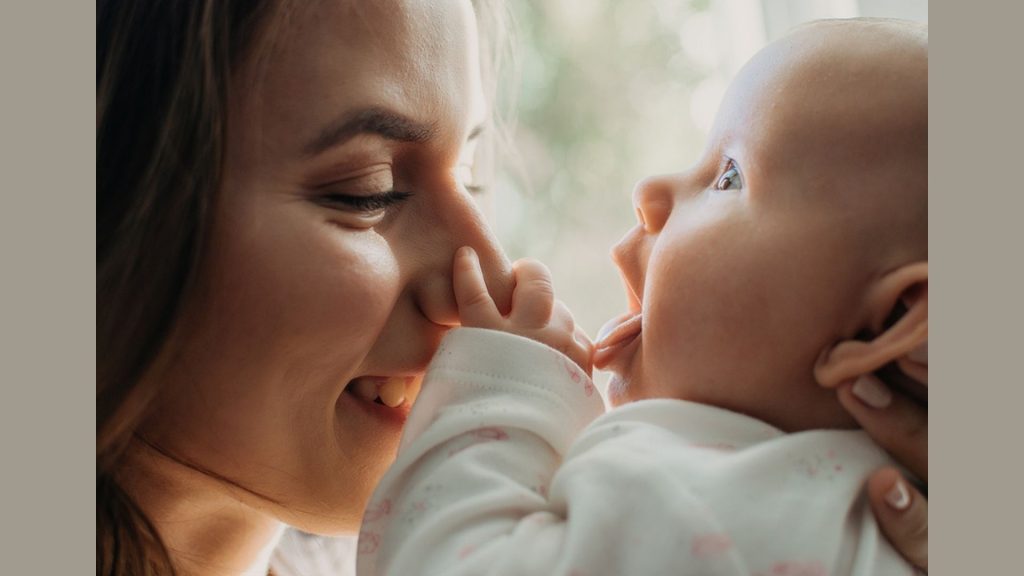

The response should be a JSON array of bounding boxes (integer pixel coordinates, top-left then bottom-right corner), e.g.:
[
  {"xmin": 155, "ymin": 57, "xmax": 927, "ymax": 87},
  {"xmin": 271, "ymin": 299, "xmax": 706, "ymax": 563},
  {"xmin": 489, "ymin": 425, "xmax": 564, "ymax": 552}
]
[
  {"xmin": 712, "ymin": 159, "xmax": 744, "ymax": 192},
  {"xmin": 320, "ymin": 191, "xmax": 413, "ymax": 212},
  {"xmin": 317, "ymin": 190, "xmax": 413, "ymax": 226}
]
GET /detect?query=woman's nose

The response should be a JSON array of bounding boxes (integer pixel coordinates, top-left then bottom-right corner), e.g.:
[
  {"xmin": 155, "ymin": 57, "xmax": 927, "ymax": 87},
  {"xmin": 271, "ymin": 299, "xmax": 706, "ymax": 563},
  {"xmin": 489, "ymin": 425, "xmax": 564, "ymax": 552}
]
[
  {"xmin": 413, "ymin": 189, "xmax": 514, "ymax": 327},
  {"xmin": 631, "ymin": 174, "xmax": 675, "ymax": 234}
]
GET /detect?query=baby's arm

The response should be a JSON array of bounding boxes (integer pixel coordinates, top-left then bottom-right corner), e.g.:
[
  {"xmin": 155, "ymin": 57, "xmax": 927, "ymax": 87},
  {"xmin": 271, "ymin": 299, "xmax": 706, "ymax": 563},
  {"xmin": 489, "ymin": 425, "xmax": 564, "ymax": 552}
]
[{"xmin": 355, "ymin": 249, "xmax": 745, "ymax": 576}]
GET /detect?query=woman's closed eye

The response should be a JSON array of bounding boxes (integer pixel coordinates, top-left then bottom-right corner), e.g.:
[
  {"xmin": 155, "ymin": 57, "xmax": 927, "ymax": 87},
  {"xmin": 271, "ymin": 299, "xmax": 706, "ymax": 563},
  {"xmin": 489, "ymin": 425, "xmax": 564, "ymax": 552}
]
[
  {"xmin": 312, "ymin": 166, "xmax": 413, "ymax": 227},
  {"xmin": 712, "ymin": 159, "xmax": 744, "ymax": 192},
  {"xmin": 318, "ymin": 190, "xmax": 413, "ymax": 215}
]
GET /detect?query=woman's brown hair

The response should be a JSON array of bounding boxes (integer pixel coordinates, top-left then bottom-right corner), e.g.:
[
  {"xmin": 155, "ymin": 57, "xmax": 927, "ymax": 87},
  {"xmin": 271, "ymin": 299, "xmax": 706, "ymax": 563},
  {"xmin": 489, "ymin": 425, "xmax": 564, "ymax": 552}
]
[
  {"xmin": 97, "ymin": 1, "xmax": 281, "ymax": 573},
  {"xmin": 98, "ymin": 1, "xmax": 513, "ymax": 573}
]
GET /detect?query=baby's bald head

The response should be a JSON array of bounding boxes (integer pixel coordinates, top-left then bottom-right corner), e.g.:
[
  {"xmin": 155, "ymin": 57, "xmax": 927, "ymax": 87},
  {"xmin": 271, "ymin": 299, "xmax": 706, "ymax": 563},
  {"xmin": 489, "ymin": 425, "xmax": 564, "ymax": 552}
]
[
  {"xmin": 621, "ymin": 18, "xmax": 929, "ymax": 430},
  {"xmin": 712, "ymin": 18, "xmax": 927, "ymax": 269},
  {"xmin": 781, "ymin": 18, "xmax": 927, "ymax": 264}
]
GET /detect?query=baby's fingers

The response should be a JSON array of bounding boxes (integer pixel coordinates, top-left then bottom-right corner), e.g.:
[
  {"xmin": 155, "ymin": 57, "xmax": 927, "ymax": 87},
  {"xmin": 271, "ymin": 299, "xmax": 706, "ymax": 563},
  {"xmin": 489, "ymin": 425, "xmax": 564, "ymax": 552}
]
[
  {"xmin": 549, "ymin": 301, "xmax": 592, "ymax": 376},
  {"xmin": 510, "ymin": 259, "xmax": 555, "ymax": 328},
  {"xmin": 453, "ymin": 247, "xmax": 502, "ymax": 328},
  {"xmin": 572, "ymin": 325, "xmax": 595, "ymax": 377}
]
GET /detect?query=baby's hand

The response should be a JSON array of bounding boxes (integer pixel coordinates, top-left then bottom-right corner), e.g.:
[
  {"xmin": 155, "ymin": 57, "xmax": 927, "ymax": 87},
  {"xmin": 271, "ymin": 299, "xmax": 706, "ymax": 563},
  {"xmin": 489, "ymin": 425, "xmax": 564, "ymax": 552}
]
[{"xmin": 454, "ymin": 246, "xmax": 593, "ymax": 376}]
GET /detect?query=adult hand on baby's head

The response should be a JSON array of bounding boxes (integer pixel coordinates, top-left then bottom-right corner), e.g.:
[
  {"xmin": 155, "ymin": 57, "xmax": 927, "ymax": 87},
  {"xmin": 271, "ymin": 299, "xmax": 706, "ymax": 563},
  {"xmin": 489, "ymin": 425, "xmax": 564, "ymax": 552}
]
[
  {"xmin": 454, "ymin": 246, "xmax": 594, "ymax": 376},
  {"xmin": 823, "ymin": 348, "xmax": 928, "ymax": 571},
  {"xmin": 814, "ymin": 266, "xmax": 927, "ymax": 570}
]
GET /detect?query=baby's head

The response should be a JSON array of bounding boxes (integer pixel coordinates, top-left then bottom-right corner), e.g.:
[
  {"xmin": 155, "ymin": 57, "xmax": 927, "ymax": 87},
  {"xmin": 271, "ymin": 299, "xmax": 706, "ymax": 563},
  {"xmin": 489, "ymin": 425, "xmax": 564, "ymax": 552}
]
[{"xmin": 595, "ymin": 19, "xmax": 927, "ymax": 431}]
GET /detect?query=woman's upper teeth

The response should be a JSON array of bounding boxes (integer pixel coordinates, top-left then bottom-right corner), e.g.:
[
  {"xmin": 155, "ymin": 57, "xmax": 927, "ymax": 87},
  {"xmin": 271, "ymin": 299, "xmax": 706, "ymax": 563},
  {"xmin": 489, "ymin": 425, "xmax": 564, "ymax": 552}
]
[
  {"xmin": 377, "ymin": 377, "xmax": 407, "ymax": 407},
  {"xmin": 351, "ymin": 376, "xmax": 407, "ymax": 408},
  {"xmin": 351, "ymin": 378, "xmax": 378, "ymax": 402}
]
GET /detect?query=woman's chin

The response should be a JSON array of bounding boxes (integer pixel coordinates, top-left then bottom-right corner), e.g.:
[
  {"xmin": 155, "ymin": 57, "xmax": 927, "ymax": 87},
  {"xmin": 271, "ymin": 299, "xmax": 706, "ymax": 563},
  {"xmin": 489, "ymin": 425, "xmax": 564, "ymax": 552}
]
[{"xmin": 274, "ymin": 463, "xmax": 384, "ymax": 536}]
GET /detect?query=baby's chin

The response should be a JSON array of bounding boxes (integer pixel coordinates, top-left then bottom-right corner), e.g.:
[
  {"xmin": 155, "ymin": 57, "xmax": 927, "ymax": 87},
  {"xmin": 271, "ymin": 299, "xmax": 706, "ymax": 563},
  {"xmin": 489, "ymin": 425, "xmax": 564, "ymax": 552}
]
[
  {"xmin": 605, "ymin": 372, "xmax": 634, "ymax": 406},
  {"xmin": 604, "ymin": 370, "xmax": 664, "ymax": 407}
]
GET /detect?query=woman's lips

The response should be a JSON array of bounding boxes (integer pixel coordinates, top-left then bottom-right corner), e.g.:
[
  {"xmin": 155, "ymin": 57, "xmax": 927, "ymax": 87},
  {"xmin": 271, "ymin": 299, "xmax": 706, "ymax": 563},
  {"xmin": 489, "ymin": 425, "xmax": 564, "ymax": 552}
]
[{"xmin": 593, "ymin": 313, "xmax": 642, "ymax": 369}]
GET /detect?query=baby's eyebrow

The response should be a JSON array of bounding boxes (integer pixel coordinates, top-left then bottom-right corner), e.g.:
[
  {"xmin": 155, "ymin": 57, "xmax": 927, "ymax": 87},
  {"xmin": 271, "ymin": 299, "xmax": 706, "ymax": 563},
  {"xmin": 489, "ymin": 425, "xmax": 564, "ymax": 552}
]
[{"xmin": 303, "ymin": 107, "xmax": 438, "ymax": 158}]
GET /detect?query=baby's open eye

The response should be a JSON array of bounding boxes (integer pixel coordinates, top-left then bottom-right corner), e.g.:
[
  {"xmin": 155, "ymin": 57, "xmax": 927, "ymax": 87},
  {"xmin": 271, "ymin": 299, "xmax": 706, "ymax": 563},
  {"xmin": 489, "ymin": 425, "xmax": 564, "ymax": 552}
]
[{"xmin": 713, "ymin": 160, "xmax": 743, "ymax": 191}]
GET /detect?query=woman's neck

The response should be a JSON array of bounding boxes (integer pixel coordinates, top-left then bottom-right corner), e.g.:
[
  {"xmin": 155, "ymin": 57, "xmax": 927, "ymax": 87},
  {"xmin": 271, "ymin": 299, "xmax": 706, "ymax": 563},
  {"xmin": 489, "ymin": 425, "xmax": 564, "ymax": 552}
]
[{"xmin": 119, "ymin": 438, "xmax": 286, "ymax": 576}]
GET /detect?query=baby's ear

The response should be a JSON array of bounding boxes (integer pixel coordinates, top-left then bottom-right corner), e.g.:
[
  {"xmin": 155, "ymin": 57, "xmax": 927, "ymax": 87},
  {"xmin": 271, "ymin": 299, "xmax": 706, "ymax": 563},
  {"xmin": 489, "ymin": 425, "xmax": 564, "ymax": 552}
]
[{"xmin": 815, "ymin": 262, "xmax": 928, "ymax": 387}]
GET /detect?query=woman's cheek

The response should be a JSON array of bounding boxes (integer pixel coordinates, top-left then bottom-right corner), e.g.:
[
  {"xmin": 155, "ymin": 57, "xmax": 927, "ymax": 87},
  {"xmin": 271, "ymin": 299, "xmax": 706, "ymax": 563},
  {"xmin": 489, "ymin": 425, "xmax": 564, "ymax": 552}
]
[
  {"xmin": 301, "ymin": 233, "xmax": 404, "ymax": 347},
  {"xmin": 216, "ymin": 219, "xmax": 401, "ymax": 362}
]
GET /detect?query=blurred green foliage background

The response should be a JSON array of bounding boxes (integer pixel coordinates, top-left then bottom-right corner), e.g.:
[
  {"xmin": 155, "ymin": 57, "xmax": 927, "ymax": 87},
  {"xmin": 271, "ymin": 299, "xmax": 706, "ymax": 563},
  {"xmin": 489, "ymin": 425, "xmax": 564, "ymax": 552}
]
[
  {"xmin": 493, "ymin": 0, "xmax": 717, "ymax": 375},
  {"xmin": 491, "ymin": 0, "xmax": 926, "ymax": 392}
]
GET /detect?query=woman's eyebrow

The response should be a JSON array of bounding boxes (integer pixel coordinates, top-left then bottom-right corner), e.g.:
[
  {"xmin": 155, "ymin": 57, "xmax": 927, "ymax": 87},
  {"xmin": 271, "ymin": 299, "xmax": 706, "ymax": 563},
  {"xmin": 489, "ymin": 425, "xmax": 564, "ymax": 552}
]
[{"xmin": 303, "ymin": 107, "xmax": 438, "ymax": 157}]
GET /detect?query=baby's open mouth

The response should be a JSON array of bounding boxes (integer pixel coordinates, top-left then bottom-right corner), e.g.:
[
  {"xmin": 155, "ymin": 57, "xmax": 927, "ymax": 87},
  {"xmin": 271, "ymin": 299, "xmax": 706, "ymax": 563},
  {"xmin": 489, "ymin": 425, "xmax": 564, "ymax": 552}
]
[{"xmin": 346, "ymin": 376, "xmax": 416, "ymax": 408}]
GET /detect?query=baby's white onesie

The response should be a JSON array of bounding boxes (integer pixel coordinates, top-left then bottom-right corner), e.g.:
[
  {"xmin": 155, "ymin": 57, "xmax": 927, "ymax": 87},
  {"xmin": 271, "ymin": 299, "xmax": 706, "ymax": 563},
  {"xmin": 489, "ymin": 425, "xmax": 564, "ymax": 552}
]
[{"xmin": 357, "ymin": 328, "xmax": 914, "ymax": 576}]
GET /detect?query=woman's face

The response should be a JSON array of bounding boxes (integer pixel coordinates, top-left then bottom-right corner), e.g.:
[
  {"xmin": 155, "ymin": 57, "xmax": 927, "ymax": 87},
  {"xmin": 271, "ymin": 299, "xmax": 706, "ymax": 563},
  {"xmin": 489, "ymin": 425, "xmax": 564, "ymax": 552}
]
[{"xmin": 141, "ymin": 0, "xmax": 512, "ymax": 533}]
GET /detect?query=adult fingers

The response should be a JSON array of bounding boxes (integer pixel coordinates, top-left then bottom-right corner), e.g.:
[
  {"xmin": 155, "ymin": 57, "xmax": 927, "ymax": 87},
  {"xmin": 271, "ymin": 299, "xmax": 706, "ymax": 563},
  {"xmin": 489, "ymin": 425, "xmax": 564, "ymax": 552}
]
[
  {"xmin": 896, "ymin": 357, "xmax": 928, "ymax": 385},
  {"xmin": 867, "ymin": 467, "xmax": 928, "ymax": 570},
  {"xmin": 510, "ymin": 258, "xmax": 555, "ymax": 328},
  {"xmin": 907, "ymin": 340, "xmax": 927, "ymax": 364},
  {"xmin": 453, "ymin": 247, "xmax": 502, "ymax": 327},
  {"xmin": 838, "ymin": 374, "xmax": 927, "ymax": 482}
]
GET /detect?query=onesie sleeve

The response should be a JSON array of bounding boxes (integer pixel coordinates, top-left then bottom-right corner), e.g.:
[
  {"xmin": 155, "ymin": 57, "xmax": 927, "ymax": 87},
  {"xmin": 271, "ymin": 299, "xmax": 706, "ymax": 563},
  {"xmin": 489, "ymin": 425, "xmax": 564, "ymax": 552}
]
[{"xmin": 356, "ymin": 328, "xmax": 747, "ymax": 576}]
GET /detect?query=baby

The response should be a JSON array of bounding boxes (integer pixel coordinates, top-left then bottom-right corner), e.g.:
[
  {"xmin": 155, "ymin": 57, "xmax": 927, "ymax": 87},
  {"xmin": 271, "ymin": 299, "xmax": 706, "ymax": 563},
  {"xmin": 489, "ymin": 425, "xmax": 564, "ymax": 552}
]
[{"xmin": 358, "ymin": 18, "xmax": 926, "ymax": 576}]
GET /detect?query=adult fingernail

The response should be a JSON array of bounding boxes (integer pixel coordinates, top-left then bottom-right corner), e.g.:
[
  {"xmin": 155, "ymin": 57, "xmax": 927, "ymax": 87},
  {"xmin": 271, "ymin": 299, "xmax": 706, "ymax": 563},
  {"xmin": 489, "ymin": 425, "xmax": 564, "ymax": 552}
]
[
  {"xmin": 852, "ymin": 374, "xmax": 892, "ymax": 409},
  {"xmin": 908, "ymin": 341, "xmax": 927, "ymax": 363},
  {"xmin": 885, "ymin": 480, "xmax": 911, "ymax": 511}
]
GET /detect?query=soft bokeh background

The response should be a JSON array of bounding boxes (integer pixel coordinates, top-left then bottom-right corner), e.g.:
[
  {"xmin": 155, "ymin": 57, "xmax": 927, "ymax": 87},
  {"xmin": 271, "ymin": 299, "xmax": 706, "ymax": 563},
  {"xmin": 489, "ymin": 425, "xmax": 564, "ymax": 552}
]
[
  {"xmin": 283, "ymin": 0, "xmax": 930, "ymax": 562},
  {"xmin": 490, "ymin": 0, "xmax": 927, "ymax": 391}
]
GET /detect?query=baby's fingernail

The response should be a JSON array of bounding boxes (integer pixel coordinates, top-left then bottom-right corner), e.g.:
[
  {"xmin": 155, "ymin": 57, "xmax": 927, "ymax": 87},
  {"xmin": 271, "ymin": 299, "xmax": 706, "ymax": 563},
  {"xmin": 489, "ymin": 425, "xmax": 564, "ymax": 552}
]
[
  {"xmin": 908, "ymin": 341, "xmax": 927, "ymax": 363},
  {"xmin": 851, "ymin": 374, "xmax": 892, "ymax": 409},
  {"xmin": 885, "ymin": 479, "xmax": 911, "ymax": 511}
]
